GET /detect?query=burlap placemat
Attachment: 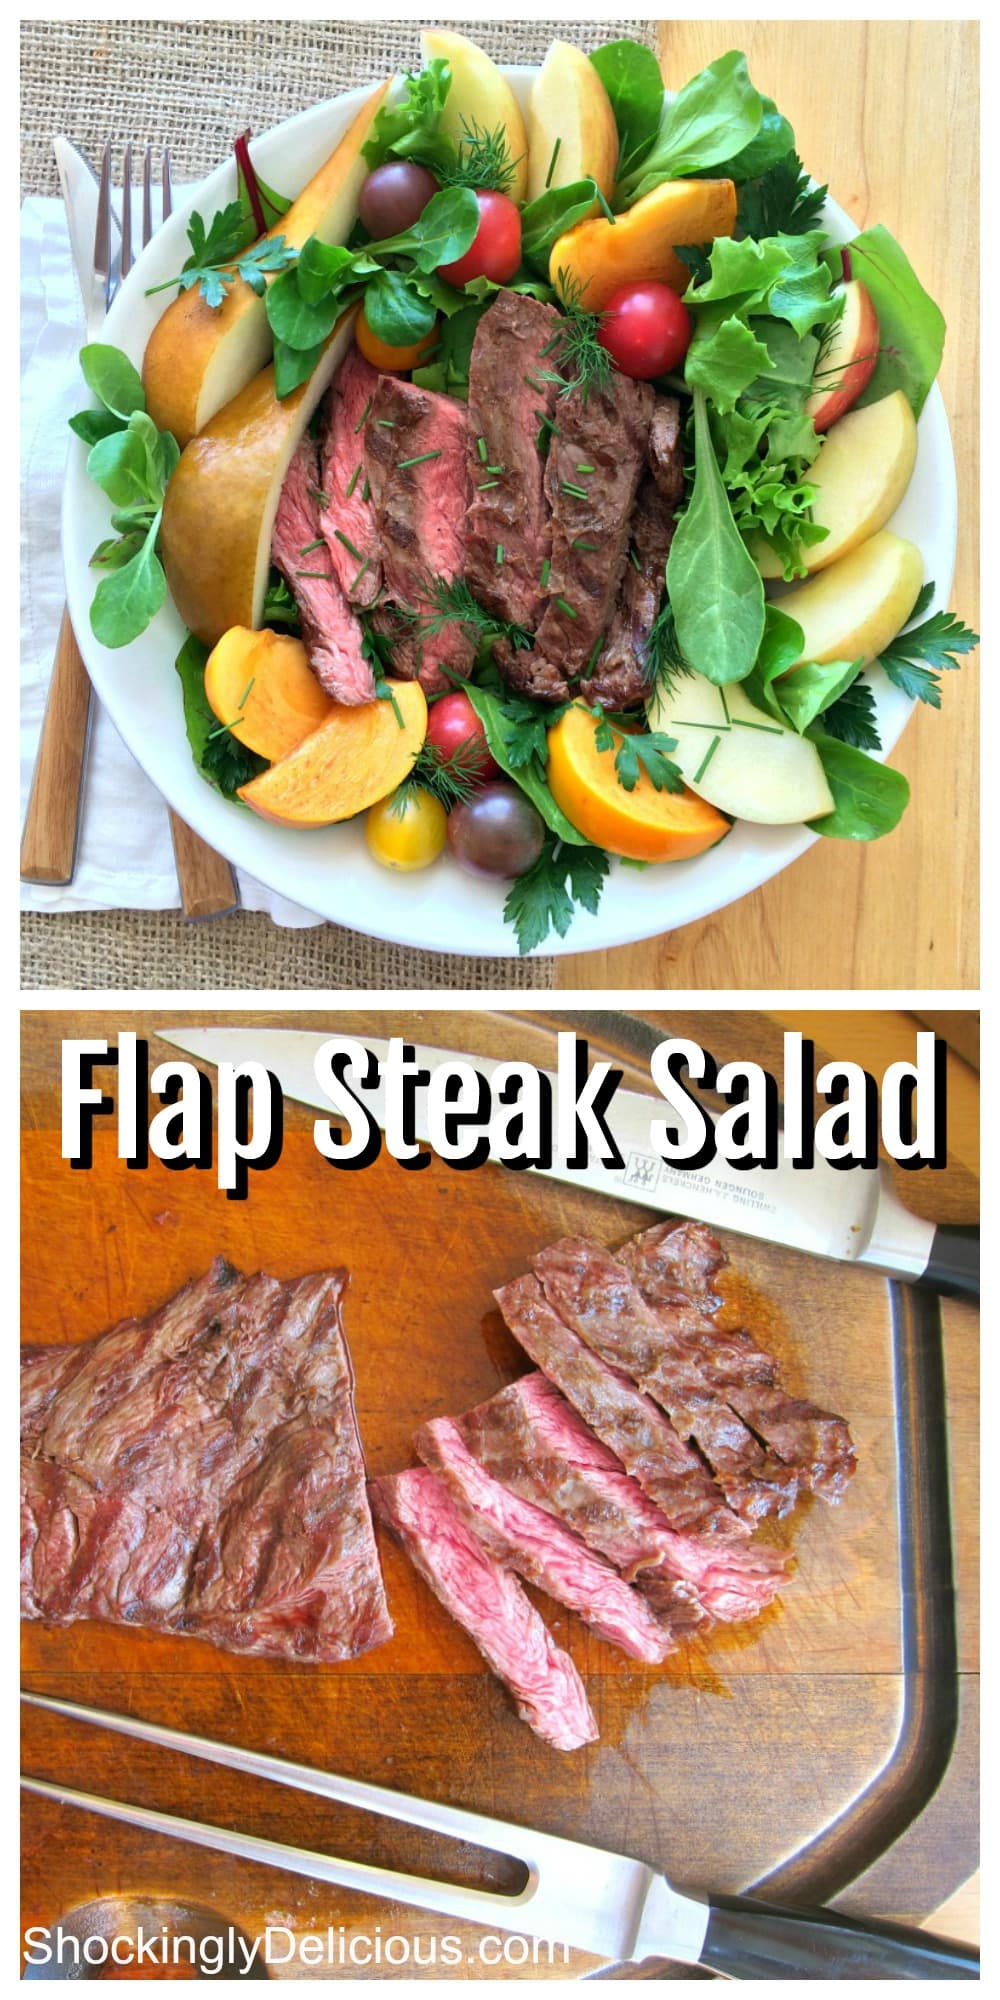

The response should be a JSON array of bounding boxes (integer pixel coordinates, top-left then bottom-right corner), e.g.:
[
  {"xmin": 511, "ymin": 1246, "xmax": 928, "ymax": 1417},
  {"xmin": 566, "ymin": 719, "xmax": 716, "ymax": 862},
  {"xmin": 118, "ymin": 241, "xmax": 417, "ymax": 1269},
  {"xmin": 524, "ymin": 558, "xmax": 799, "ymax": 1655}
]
[{"xmin": 20, "ymin": 15, "xmax": 654, "ymax": 993}]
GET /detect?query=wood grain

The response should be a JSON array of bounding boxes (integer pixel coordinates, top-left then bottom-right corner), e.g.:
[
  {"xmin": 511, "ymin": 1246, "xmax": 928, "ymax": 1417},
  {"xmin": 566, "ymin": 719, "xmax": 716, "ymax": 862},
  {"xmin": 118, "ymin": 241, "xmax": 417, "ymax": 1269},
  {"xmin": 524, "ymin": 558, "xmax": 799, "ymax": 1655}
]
[
  {"xmin": 20, "ymin": 607, "xmax": 93, "ymax": 884},
  {"xmin": 557, "ymin": 20, "xmax": 979, "ymax": 991},
  {"xmin": 20, "ymin": 1010, "xmax": 978, "ymax": 1971},
  {"xmin": 167, "ymin": 810, "xmax": 240, "ymax": 920}
]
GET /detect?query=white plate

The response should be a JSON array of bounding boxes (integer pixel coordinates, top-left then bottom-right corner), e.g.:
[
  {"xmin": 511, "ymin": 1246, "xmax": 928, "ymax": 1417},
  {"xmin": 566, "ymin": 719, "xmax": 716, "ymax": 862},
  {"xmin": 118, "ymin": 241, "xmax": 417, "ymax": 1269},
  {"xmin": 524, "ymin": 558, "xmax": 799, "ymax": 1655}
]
[{"xmin": 61, "ymin": 70, "xmax": 957, "ymax": 958}]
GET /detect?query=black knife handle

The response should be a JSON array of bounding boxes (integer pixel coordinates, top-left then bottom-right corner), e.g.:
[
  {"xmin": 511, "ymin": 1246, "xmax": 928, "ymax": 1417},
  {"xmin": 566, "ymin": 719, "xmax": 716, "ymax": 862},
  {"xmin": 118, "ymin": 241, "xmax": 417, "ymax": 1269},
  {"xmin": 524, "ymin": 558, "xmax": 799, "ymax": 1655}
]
[
  {"xmin": 918, "ymin": 1223, "xmax": 979, "ymax": 1301},
  {"xmin": 697, "ymin": 1890, "xmax": 979, "ymax": 1979}
]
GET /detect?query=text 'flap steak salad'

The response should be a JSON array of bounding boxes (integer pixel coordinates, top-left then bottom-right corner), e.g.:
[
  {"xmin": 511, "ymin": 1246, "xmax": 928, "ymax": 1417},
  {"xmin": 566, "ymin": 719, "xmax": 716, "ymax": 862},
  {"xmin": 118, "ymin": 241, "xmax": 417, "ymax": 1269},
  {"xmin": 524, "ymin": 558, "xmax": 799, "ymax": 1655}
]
[{"xmin": 72, "ymin": 31, "xmax": 977, "ymax": 950}]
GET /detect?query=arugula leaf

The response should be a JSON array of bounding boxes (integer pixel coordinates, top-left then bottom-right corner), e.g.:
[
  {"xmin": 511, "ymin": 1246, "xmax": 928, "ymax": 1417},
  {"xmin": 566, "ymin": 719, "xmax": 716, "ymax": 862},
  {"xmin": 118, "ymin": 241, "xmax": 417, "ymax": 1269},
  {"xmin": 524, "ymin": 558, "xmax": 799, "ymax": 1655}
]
[
  {"xmin": 617, "ymin": 51, "xmax": 764, "ymax": 206},
  {"xmin": 821, "ymin": 679, "xmax": 882, "ymax": 751},
  {"xmin": 174, "ymin": 634, "xmax": 267, "ymax": 798},
  {"xmin": 838, "ymin": 223, "xmax": 945, "ymax": 417},
  {"xmin": 808, "ymin": 733, "xmax": 910, "ymax": 840},
  {"xmin": 666, "ymin": 388, "xmax": 765, "ymax": 684},
  {"xmin": 875, "ymin": 587, "xmax": 979, "ymax": 706},
  {"xmin": 738, "ymin": 153, "xmax": 827, "ymax": 240},
  {"xmin": 588, "ymin": 39, "xmax": 664, "ymax": 178},
  {"xmin": 260, "ymin": 263, "xmax": 347, "ymax": 349},
  {"xmin": 520, "ymin": 179, "xmax": 600, "ymax": 277},
  {"xmin": 361, "ymin": 59, "xmax": 454, "ymax": 174},
  {"xmin": 503, "ymin": 832, "xmax": 610, "ymax": 953},
  {"xmin": 463, "ymin": 685, "xmax": 589, "ymax": 845}
]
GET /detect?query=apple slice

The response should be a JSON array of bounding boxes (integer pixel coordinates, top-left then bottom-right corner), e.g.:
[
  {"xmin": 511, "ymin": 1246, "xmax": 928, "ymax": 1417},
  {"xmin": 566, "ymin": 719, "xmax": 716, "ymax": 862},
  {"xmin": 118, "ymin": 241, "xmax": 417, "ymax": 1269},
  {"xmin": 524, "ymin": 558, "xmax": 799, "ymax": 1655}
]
[
  {"xmin": 777, "ymin": 531, "xmax": 924, "ymax": 668},
  {"xmin": 239, "ymin": 679, "xmax": 426, "ymax": 826},
  {"xmin": 421, "ymin": 29, "xmax": 529, "ymax": 204},
  {"xmin": 755, "ymin": 389, "xmax": 918, "ymax": 578},
  {"xmin": 160, "ymin": 307, "xmax": 358, "ymax": 648},
  {"xmin": 647, "ymin": 673, "xmax": 834, "ymax": 824},
  {"xmin": 805, "ymin": 280, "xmax": 879, "ymax": 431},
  {"xmin": 142, "ymin": 80, "xmax": 389, "ymax": 448},
  {"xmin": 205, "ymin": 627, "xmax": 332, "ymax": 761},
  {"xmin": 526, "ymin": 41, "xmax": 618, "ymax": 207}
]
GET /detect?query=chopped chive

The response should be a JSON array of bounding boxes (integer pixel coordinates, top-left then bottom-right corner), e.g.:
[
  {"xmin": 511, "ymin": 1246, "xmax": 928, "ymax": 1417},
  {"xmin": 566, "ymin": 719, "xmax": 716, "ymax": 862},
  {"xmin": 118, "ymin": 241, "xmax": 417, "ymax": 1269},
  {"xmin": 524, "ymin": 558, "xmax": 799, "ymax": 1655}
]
[
  {"xmin": 477, "ymin": 478, "xmax": 500, "ymax": 490},
  {"xmin": 524, "ymin": 374, "xmax": 547, "ymax": 392},
  {"xmin": 344, "ymin": 463, "xmax": 362, "ymax": 499},
  {"xmin": 562, "ymin": 481, "xmax": 589, "ymax": 500},
  {"xmin": 298, "ymin": 537, "xmax": 325, "ymax": 555},
  {"xmin": 206, "ymin": 713, "xmax": 245, "ymax": 740},
  {"xmin": 581, "ymin": 633, "xmax": 604, "ymax": 681},
  {"xmin": 693, "ymin": 733, "xmax": 722, "ymax": 783},
  {"xmin": 719, "ymin": 687, "xmax": 730, "ymax": 725},
  {"xmin": 309, "ymin": 487, "xmax": 331, "ymax": 507},
  {"xmin": 485, "ymin": 463, "xmax": 505, "ymax": 475},
  {"xmin": 477, "ymin": 436, "xmax": 488, "ymax": 462},
  {"xmin": 398, "ymin": 448, "xmax": 444, "ymax": 468},
  {"xmin": 496, "ymin": 544, "xmax": 504, "ymax": 565},
  {"xmin": 333, "ymin": 529, "xmax": 364, "ymax": 562},
  {"xmin": 236, "ymin": 675, "xmax": 256, "ymax": 708},
  {"xmin": 572, "ymin": 538, "xmax": 598, "ymax": 551},
  {"xmin": 671, "ymin": 718, "xmax": 728, "ymax": 730},
  {"xmin": 362, "ymin": 477, "xmax": 371, "ymax": 503},
  {"xmin": 576, "ymin": 463, "xmax": 595, "ymax": 474},
  {"xmin": 354, "ymin": 397, "xmax": 373, "ymax": 433},
  {"xmin": 731, "ymin": 718, "xmax": 785, "ymax": 734},
  {"xmin": 295, "ymin": 568, "xmax": 332, "ymax": 579},
  {"xmin": 350, "ymin": 557, "xmax": 371, "ymax": 593},
  {"xmin": 375, "ymin": 680, "xmax": 405, "ymax": 727},
  {"xmin": 594, "ymin": 184, "xmax": 616, "ymax": 225},
  {"xmin": 545, "ymin": 135, "xmax": 562, "ymax": 189},
  {"xmin": 628, "ymin": 546, "xmax": 641, "ymax": 571},
  {"xmin": 376, "ymin": 417, "xmax": 395, "ymax": 428},
  {"xmin": 540, "ymin": 557, "xmax": 551, "ymax": 589},
  {"xmin": 556, "ymin": 597, "xmax": 577, "ymax": 618}
]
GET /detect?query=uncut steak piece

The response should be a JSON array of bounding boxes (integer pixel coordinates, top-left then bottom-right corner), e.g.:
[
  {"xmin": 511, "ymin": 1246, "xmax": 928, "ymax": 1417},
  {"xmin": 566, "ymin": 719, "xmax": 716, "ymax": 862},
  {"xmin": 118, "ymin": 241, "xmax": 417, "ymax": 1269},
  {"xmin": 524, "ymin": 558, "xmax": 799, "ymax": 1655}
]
[
  {"xmin": 363, "ymin": 375, "xmax": 475, "ymax": 693},
  {"xmin": 494, "ymin": 1273, "xmax": 746, "ymax": 1542},
  {"xmin": 464, "ymin": 289, "xmax": 562, "ymax": 629},
  {"xmin": 622, "ymin": 1222, "xmax": 857, "ymax": 1504},
  {"xmin": 533, "ymin": 1239, "xmax": 800, "ymax": 1523},
  {"xmin": 415, "ymin": 1414, "xmax": 673, "ymax": 1662},
  {"xmin": 371, "ymin": 1467, "xmax": 597, "ymax": 1751},
  {"xmin": 20, "ymin": 1259, "xmax": 392, "ymax": 1663},
  {"xmin": 319, "ymin": 348, "xmax": 383, "ymax": 608},
  {"xmin": 455, "ymin": 1372, "xmax": 789, "ymax": 1627},
  {"xmin": 271, "ymin": 436, "xmax": 376, "ymax": 703},
  {"xmin": 500, "ymin": 373, "xmax": 655, "ymax": 704}
]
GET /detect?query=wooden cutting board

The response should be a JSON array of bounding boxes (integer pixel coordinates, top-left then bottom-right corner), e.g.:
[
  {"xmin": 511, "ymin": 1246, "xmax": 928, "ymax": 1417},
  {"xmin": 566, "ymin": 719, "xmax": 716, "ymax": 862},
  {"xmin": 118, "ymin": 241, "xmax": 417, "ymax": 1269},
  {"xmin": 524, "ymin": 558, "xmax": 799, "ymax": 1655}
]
[{"xmin": 21, "ymin": 1011, "xmax": 978, "ymax": 1978}]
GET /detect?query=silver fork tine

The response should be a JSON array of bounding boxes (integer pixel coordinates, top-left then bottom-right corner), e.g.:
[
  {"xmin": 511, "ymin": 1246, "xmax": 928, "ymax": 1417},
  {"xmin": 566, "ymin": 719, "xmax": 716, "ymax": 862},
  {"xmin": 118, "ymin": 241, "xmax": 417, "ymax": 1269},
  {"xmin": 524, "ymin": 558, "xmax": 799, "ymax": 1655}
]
[
  {"xmin": 161, "ymin": 146, "xmax": 173, "ymax": 222},
  {"xmin": 142, "ymin": 143, "xmax": 153, "ymax": 249},
  {"xmin": 94, "ymin": 139, "xmax": 113, "ymax": 313},
  {"xmin": 119, "ymin": 141, "xmax": 132, "ymax": 283}
]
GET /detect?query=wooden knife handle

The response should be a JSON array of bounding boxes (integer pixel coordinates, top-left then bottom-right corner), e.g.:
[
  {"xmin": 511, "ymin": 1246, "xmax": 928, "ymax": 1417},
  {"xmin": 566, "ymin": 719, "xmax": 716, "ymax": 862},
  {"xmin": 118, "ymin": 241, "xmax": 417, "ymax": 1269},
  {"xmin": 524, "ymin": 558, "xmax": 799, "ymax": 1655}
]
[
  {"xmin": 20, "ymin": 605, "xmax": 93, "ymax": 884},
  {"xmin": 167, "ymin": 811, "xmax": 240, "ymax": 921}
]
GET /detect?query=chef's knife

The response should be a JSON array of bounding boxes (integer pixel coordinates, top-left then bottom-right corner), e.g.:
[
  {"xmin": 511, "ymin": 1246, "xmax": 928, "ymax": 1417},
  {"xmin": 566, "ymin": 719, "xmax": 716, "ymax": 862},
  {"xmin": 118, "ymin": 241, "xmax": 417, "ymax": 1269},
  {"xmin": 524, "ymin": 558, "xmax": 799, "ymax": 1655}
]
[{"xmin": 155, "ymin": 1027, "xmax": 978, "ymax": 1299}]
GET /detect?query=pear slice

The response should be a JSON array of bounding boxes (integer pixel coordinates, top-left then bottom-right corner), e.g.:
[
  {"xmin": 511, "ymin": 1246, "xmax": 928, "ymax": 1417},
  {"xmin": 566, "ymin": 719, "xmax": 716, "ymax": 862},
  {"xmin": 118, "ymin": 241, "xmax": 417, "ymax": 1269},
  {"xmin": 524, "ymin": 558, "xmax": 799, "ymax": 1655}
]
[
  {"xmin": 421, "ymin": 29, "xmax": 529, "ymax": 203},
  {"xmin": 648, "ymin": 673, "xmax": 834, "ymax": 824},
  {"xmin": 527, "ymin": 41, "xmax": 618, "ymax": 206},
  {"xmin": 778, "ymin": 531, "xmax": 924, "ymax": 667},
  {"xmin": 160, "ymin": 307, "xmax": 358, "ymax": 648},
  {"xmin": 142, "ymin": 80, "xmax": 389, "ymax": 447},
  {"xmin": 756, "ymin": 389, "xmax": 917, "ymax": 578}
]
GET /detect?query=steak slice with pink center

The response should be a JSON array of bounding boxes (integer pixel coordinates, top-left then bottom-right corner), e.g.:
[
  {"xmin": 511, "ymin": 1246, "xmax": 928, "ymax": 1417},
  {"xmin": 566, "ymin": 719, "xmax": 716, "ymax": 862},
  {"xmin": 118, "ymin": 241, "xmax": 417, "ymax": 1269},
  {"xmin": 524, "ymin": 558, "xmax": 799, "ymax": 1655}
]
[
  {"xmin": 415, "ymin": 1413, "xmax": 673, "ymax": 1663},
  {"xmin": 371, "ymin": 1466, "xmax": 597, "ymax": 1751},
  {"xmin": 364, "ymin": 376, "xmax": 475, "ymax": 694},
  {"xmin": 270, "ymin": 435, "xmax": 375, "ymax": 704},
  {"xmin": 318, "ymin": 349, "xmax": 382, "ymax": 609}
]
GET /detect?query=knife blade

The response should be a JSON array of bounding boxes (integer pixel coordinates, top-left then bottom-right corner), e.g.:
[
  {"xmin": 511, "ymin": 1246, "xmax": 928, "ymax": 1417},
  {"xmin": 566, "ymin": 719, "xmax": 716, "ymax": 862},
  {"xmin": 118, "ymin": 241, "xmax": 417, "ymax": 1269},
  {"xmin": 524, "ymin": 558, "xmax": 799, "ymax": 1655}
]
[
  {"xmin": 52, "ymin": 135, "xmax": 120, "ymax": 336},
  {"xmin": 154, "ymin": 1026, "xmax": 976, "ymax": 1296}
]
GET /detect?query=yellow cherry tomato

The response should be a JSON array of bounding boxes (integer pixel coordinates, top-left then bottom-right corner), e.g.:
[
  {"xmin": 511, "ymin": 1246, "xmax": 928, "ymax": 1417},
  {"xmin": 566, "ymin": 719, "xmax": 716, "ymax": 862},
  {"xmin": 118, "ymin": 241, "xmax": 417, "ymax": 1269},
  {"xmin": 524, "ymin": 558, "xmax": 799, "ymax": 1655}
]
[
  {"xmin": 355, "ymin": 306, "xmax": 439, "ymax": 373},
  {"xmin": 365, "ymin": 785, "xmax": 447, "ymax": 871}
]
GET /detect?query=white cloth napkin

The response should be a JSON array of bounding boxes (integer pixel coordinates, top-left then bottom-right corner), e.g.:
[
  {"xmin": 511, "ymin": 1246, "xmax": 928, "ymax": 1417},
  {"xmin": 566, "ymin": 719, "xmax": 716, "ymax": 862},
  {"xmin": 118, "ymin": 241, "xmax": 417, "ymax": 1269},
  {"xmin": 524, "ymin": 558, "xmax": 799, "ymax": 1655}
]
[{"xmin": 20, "ymin": 193, "xmax": 323, "ymax": 927}]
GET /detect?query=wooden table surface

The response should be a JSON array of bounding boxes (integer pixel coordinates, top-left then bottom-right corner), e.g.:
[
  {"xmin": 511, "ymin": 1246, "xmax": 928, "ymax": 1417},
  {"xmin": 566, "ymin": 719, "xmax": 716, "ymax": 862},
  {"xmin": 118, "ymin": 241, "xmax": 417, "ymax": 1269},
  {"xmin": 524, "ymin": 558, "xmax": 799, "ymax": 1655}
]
[
  {"xmin": 558, "ymin": 20, "xmax": 979, "ymax": 991},
  {"xmin": 21, "ymin": 1008, "xmax": 978, "ymax": 1962}
]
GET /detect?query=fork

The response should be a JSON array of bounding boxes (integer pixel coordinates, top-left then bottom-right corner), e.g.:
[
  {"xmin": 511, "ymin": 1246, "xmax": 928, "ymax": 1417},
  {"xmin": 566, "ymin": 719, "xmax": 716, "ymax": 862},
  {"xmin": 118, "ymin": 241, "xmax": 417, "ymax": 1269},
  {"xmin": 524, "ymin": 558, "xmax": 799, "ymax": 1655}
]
[{"xmin": 20, "ymin": 143, "xmax": 240, "ymax": 920}]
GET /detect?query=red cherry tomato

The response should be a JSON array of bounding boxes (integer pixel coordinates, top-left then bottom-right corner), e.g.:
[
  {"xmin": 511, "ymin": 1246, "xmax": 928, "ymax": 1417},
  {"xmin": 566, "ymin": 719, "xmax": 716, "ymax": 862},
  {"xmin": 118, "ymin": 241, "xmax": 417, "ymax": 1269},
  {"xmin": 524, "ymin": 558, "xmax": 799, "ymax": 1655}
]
[
  {"xmin": 438, "ymin": 191, "xmax": 522, "ymax": 288},
  {"xmin": 425, "ymin": 690, "xmax": 500, "ymax": 780},
  {"xmin": 597, "ymin": 281, "xmax": 692, "ymax": 380}
]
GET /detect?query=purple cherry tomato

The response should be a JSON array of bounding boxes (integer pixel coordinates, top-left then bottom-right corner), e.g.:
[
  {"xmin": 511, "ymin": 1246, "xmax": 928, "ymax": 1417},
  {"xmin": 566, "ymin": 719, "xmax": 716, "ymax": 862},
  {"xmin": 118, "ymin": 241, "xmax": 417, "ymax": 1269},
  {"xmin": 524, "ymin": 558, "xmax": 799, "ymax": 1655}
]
[
  {"xmin": 446, "ymin": 782, "xmax": 545, "ymax": 880},
  {"xmin": 358, "ymin": 162, "xmax": 439, "ymax": 239}
]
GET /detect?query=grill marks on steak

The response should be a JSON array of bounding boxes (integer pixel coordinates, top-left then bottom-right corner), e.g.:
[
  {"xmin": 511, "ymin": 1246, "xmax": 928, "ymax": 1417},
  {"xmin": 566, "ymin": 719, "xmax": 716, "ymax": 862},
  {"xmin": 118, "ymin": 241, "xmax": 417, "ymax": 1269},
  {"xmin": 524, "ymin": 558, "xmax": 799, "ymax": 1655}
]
[
  {"xmin": 533, "ymin": 1239, "xmax": 801, "ymax": 1523},
  {"xmin": 371, "ymin": 1467, "xmax": 598, "ymax": 1751},
  {"xmin": 622, "ymin": 1223, "xmax": 857, "ymax": 1504},
  {"xmin": 502, "ymin": 374, "xmax": 655, "ymax": 704},
  {"xmin": 464, "ymin": 291, "xmax": 561, "ymax": 630},
  {"xmin": 319, "ymin": 348, "xmax": 382, "ymax": 609},
  {"xmin": 415, "ymin": 1413, "xmax": 673, "ymax": 1663},
  {"xmin": 455, "ymin": 1373, "xmax": 789, "ymax": 1628},
  {"xmin": 587, "ymin": 394, "xmax": 684, "ymax": 711},
  {"xmin": 363, "ymin": 375, "xmax": 474, "ymax": 694},
  {"xmin": 270, "ymin": 436, "xmax": 376, "ymax": 705},
  {"xmin": 20, "ymin": 1259, "xmax": 392, "ymax": 1663}
]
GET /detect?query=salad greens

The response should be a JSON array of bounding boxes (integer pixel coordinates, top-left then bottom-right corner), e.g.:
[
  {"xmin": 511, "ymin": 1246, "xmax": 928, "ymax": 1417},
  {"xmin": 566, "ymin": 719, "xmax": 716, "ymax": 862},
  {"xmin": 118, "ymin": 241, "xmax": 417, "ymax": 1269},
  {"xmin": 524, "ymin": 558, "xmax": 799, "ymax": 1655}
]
[
  {"xmin": 71, "ymin": 345, "xmax": 178, "ymax": 648},
  {"xmin": 361, "ymin": 58, "xmax": 455, "ymax": 176},
  {"xmin": 503, "ymin": 832, "xmax": 610, "ymax": 953},
  {"xmin": 875, "ymin": 585, "xmax": 979, "ymax": 706},
  {"xmin": 666, "ymin": 388, "xmax": 765, "ymax": 683},
  {"xmin": 588, "ymin": 40, "xmax": 664, "ymax": 180},
  {"xmin": 174, "ymin": 635, "xmax": 267, "ymax": 797},
  {"xmin": 808, "ymin": 733, "xmax": 910, "ymax": 841},
  {"xmin": 615, "ymin": 52, "xmax": 766, "ymax": 206},
  {"xmin": 835, "ymin": 224, "xmax": 945, "ymax": 417}
]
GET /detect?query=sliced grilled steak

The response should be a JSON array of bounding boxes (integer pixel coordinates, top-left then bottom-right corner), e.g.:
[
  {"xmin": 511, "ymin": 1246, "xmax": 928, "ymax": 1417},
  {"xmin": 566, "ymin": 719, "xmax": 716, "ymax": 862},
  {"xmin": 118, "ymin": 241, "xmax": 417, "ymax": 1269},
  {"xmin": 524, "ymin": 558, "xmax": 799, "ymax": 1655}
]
[
  {"xmin": 647, "ymin": 394, "xmax": 685, "ymax": 509},
  {"xmin": 623, "ymin": 1223, "xmax": 857, "ymax": 1504},
  {"xmin": 494, "ymin": 1272, "xmax": 745, "ymax": 1541},
  {"xmin": 533, "ymin": 1238, "xmax": 800, "ymax": 1523},
  {"xmin": 501, "ymin": 374, "xmax": 654, "ymax": 704},
  {"xmin": 622, "ymin": 1220, "xmax": 726, "ymax": 1313},
  {"xmin": 271, "ymin": 436, "xmax": 375, "ymax": 703},
  {"xmin": 455, "ymin": 1373, "xmax": 789, "ymax": 1627},
  {"xmin": 371, "ymin": 1467, "xmax": 597, "ymax": 1751},
  {"xmin": 364, "ymin": 375, "xmax": 474, "ymax": 693},
  {"xmin": 416, "ymin": 1414, "xmax": 673, "ymax": 1663},
  {"xmin": 464, "ymin": 290, "xmax": 561, "ymax": 629},
  {"xmin": 20, "ymin": 1259, "xmax": 392, "ymax": 1663},
  {"xmin": 319, "ymin": 348, "xmax": 382, "ymax": 608},
  {"xmin": 587, "ymin": 475, "xmax": 674, "ymax": 709}
]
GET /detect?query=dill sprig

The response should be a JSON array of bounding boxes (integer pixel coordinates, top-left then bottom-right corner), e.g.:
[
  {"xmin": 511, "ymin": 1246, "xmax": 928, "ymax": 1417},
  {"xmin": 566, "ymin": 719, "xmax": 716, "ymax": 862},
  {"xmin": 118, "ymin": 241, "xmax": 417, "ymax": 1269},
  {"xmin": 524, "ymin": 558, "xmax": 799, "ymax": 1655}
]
[
  {"xmin": 438, "ymin": 120, "xmax": 521, "ymax": 196},
  {"xmin": 392, "ymin": 736, "xmax": 486, "ymax": 814},
  {"xmin": 542, "ymin": 270, "xmax": 613, "ymax": 402},
  {"xmin": 409, "ymin": 574, "xmax": 533, "ymax": 653},
  {"xmin": 643, "ymin": 601, "xmax": 695, "ymax": 698}
]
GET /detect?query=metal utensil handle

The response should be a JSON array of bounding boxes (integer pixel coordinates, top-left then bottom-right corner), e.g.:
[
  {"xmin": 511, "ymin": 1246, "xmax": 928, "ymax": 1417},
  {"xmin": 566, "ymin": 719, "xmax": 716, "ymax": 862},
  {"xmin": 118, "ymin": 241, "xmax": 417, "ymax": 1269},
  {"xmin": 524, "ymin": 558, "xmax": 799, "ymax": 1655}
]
[
  {"xmin": 919, "ymin": 1223, "xmax": 979, "ymax": 1301},
  {"xmin": 696, "ymin": 1890, "xmax": 979, "ymax": 1979}
]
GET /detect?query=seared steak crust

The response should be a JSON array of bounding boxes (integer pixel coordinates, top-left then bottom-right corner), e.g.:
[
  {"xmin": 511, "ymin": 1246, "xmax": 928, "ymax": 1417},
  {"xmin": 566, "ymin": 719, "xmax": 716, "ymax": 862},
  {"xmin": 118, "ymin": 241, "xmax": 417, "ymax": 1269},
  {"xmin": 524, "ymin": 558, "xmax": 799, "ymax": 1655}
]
[{"xmin": 464, "ymin": 290, "xmax": 562, "ymax": 630}]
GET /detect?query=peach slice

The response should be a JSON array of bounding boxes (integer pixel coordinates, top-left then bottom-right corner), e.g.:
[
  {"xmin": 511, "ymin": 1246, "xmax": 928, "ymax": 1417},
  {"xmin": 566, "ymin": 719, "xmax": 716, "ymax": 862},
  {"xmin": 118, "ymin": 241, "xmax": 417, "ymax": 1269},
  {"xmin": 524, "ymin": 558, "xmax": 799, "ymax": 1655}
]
[
  {"xmin": 239, "ymin": 678, "xmax": 426, "ymax": 827},
  {"xmin": 805, "ymin": 280, "xmax": 880, "ymax": 431},
  {"xmin": 546, "ymin": 704, "xmax": 729, "ymax": 861},
  {"xmin": 204, "ymin": 627, "xmax": 332, "ymax": 762},
  {"xmin": 549, "ymin": 177, "xmax": 737, "ymax": 310}
]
